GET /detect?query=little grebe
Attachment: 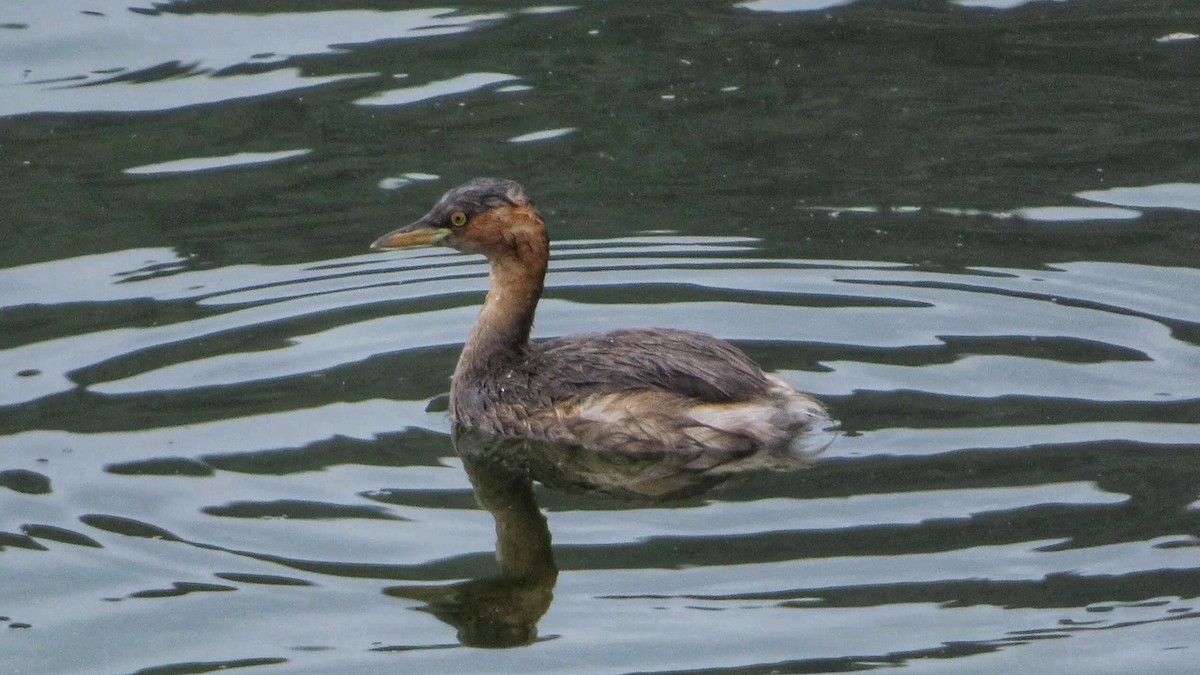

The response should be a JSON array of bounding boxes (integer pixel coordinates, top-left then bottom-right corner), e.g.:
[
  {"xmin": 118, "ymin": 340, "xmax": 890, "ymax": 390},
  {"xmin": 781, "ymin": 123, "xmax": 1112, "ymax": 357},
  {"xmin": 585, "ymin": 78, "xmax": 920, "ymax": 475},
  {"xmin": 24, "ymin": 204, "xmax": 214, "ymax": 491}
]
[{"xmin": 372, "ymin": 178, "xmax": 828, "ymax": 455}]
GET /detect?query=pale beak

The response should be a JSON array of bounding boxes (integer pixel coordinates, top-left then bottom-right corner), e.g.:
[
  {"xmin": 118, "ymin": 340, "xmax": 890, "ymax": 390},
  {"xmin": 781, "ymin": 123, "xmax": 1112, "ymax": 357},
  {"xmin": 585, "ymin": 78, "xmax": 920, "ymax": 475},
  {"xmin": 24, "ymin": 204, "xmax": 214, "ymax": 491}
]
[{"xmin": 370, "ymin": 215, "xmax": 451, "ymax": 250}]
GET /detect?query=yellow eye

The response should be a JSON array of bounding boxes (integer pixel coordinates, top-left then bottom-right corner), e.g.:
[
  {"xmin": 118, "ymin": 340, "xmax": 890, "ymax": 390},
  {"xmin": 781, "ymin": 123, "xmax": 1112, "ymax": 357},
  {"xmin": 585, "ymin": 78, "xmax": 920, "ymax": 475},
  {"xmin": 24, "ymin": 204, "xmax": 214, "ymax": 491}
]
[{"xmin": 450, "ymin": 211, "xmax": 468, "ymax": 227}]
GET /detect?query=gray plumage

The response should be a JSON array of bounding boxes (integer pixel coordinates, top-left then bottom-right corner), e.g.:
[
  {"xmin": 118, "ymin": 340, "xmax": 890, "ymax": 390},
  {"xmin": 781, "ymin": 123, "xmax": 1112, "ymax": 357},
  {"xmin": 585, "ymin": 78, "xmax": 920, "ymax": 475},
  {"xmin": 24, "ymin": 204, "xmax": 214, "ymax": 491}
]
[{"xmin": 420, "ymin": 177, "xmax": 531, "ymax": 228}]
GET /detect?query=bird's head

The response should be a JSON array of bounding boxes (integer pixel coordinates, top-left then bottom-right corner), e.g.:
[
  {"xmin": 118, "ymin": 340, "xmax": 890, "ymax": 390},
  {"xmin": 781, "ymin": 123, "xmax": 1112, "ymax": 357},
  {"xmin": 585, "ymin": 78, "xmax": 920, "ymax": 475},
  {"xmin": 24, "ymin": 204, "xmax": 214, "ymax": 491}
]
[{"xmin": 371, "ymin": 178, "xmax": 544, "ymax": 259}]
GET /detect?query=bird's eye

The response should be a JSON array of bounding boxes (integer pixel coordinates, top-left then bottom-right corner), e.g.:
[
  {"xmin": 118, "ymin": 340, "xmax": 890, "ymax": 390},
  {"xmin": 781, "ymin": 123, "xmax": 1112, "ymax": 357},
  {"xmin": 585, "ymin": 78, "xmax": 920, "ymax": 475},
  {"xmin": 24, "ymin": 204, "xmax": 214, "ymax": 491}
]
[{"xmin": 450, "ymin": 211, "xmax": 468, "ymax": 227}]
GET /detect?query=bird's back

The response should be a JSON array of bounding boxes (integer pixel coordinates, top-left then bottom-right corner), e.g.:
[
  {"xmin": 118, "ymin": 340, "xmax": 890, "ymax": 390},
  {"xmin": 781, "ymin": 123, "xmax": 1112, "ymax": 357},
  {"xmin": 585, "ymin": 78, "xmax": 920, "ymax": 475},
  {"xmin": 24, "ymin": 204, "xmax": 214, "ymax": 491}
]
[
  {"xmin": 450, "ymin": 328, "xmax": 828, "ymax": 456},
  {"xmin": 529, "ymin": 328, "xmax": 772, "ymax": 402}
]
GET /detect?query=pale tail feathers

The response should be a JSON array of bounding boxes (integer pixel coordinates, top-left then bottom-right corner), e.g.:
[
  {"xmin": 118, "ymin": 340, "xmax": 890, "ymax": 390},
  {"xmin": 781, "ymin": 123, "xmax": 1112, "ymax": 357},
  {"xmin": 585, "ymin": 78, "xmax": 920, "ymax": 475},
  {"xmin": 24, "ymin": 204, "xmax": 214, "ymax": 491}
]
[{"xmin": 529, "ymin": 382, "xmax": 832, "ymax": 462}]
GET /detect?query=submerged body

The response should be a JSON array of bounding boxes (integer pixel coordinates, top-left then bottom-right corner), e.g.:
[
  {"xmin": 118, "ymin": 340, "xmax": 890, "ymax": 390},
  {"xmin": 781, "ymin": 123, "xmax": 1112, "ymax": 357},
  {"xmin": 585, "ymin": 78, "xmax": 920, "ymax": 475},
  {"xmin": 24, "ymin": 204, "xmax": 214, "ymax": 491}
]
[{"xmin": 372, "ymin": 178, "xmax": 828, "ymax": 455}]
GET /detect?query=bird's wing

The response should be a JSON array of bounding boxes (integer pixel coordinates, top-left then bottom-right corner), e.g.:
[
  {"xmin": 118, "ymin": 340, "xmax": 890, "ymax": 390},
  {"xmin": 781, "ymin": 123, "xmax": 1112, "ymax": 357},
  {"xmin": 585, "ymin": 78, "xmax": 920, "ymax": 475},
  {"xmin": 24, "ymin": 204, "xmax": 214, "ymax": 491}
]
[{"xmin": 528, "ymin": 328, "xmax": 770, "ymax": 403}]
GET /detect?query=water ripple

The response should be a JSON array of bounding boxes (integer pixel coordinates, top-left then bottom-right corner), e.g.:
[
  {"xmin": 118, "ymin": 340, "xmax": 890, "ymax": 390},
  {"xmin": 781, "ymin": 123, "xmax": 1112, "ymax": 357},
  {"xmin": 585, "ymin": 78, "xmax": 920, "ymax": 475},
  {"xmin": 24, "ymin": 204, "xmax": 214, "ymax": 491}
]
[{"xmin": 3, "ymin": 236, "xmax": 1197, "ymax": 671}]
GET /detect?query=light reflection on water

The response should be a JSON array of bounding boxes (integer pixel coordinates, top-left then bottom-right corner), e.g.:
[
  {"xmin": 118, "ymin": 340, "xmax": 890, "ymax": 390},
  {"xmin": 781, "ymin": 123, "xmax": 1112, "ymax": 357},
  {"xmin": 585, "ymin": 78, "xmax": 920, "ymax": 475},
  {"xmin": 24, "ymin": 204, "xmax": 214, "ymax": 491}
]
[
  {"xmin": 2, "ymin": 236, "xmax": 1198, "ymax": 672},
  {"xmin": 4, "ymin": 0, "xmax": 1200, "ymax": 671},
  {"xmin": 4, "ymin": 236, "xmax": 1198, "ymax": 406},
  {"xmin": 0, "ymin": 2, "xmax": 507, "ymax": 116}
]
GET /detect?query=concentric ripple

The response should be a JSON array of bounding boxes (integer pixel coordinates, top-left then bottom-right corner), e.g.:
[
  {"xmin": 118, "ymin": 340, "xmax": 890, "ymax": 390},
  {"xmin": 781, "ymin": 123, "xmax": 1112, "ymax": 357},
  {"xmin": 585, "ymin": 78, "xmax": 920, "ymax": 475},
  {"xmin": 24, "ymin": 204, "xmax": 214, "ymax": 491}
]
[{"xmin": 3, "ymin": 236, "xmax": 1199, "ymax": 672}]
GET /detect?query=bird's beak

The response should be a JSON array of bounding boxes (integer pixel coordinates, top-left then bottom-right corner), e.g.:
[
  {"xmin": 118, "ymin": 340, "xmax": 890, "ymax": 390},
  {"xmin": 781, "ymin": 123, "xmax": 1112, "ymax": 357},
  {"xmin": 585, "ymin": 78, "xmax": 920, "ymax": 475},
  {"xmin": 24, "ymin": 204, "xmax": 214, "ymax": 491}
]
[{"xmin": 370, "ymin": 215, "xmax": 451, "ymax": 250}]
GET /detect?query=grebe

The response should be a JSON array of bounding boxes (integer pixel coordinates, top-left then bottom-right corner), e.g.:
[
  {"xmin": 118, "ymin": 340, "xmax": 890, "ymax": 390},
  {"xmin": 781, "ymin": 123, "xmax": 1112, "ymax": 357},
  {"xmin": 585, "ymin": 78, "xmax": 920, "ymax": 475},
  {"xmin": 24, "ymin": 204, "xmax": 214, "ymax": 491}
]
[{"xmin": 371, "ymin": 178, "xmax": 828, "ymax": 455}]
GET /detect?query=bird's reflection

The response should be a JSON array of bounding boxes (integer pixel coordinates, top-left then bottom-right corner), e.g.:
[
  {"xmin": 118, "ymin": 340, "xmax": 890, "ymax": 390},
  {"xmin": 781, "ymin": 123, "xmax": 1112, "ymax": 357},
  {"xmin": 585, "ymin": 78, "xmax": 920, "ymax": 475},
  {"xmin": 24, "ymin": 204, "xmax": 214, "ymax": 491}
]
[{"xmin": 385, "ymin": 424, "xmax": 827, "ymax": 648}]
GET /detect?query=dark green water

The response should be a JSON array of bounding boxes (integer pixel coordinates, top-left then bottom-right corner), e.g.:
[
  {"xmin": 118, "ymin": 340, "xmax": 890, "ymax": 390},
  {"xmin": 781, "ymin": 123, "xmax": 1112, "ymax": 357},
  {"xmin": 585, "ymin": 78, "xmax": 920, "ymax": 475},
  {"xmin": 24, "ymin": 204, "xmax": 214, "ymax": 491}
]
[{"xmin": 3, "ymin": 1, "xmax": 1199, "ymax": 673}]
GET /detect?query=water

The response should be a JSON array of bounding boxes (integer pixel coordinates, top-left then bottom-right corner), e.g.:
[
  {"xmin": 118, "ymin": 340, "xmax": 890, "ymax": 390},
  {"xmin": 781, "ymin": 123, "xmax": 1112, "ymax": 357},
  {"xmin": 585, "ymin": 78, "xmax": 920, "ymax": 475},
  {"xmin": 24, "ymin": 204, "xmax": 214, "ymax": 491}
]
[{"xmin": 3, "ymin": 1, "xmax": 1199, "ymax": 673}]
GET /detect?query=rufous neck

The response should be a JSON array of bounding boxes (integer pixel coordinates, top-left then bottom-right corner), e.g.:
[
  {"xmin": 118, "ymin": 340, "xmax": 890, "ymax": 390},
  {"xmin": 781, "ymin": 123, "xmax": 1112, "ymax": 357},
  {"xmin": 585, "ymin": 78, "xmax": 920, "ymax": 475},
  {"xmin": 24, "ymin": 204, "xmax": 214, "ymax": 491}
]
[{"xmin": 456, "ymin": 226, "xmax": 548, "ymax": 375}]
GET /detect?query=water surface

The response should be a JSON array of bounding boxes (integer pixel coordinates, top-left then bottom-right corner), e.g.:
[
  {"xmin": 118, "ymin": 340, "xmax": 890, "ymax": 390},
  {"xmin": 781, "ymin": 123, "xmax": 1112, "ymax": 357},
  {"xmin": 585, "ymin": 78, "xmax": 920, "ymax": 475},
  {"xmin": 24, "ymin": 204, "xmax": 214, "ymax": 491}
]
[{"xmin": 2, "ymin": 1, "xmax": 1199, "ymax": 673}]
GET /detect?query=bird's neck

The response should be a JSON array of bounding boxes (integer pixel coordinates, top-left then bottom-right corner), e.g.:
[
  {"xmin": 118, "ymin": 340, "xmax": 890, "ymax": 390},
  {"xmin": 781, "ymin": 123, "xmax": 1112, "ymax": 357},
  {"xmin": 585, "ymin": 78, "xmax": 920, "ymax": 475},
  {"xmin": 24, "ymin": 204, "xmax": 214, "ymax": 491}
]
[{"xmin": 454, "ymin": 218, "xmax": 549, "ymax": 385}]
